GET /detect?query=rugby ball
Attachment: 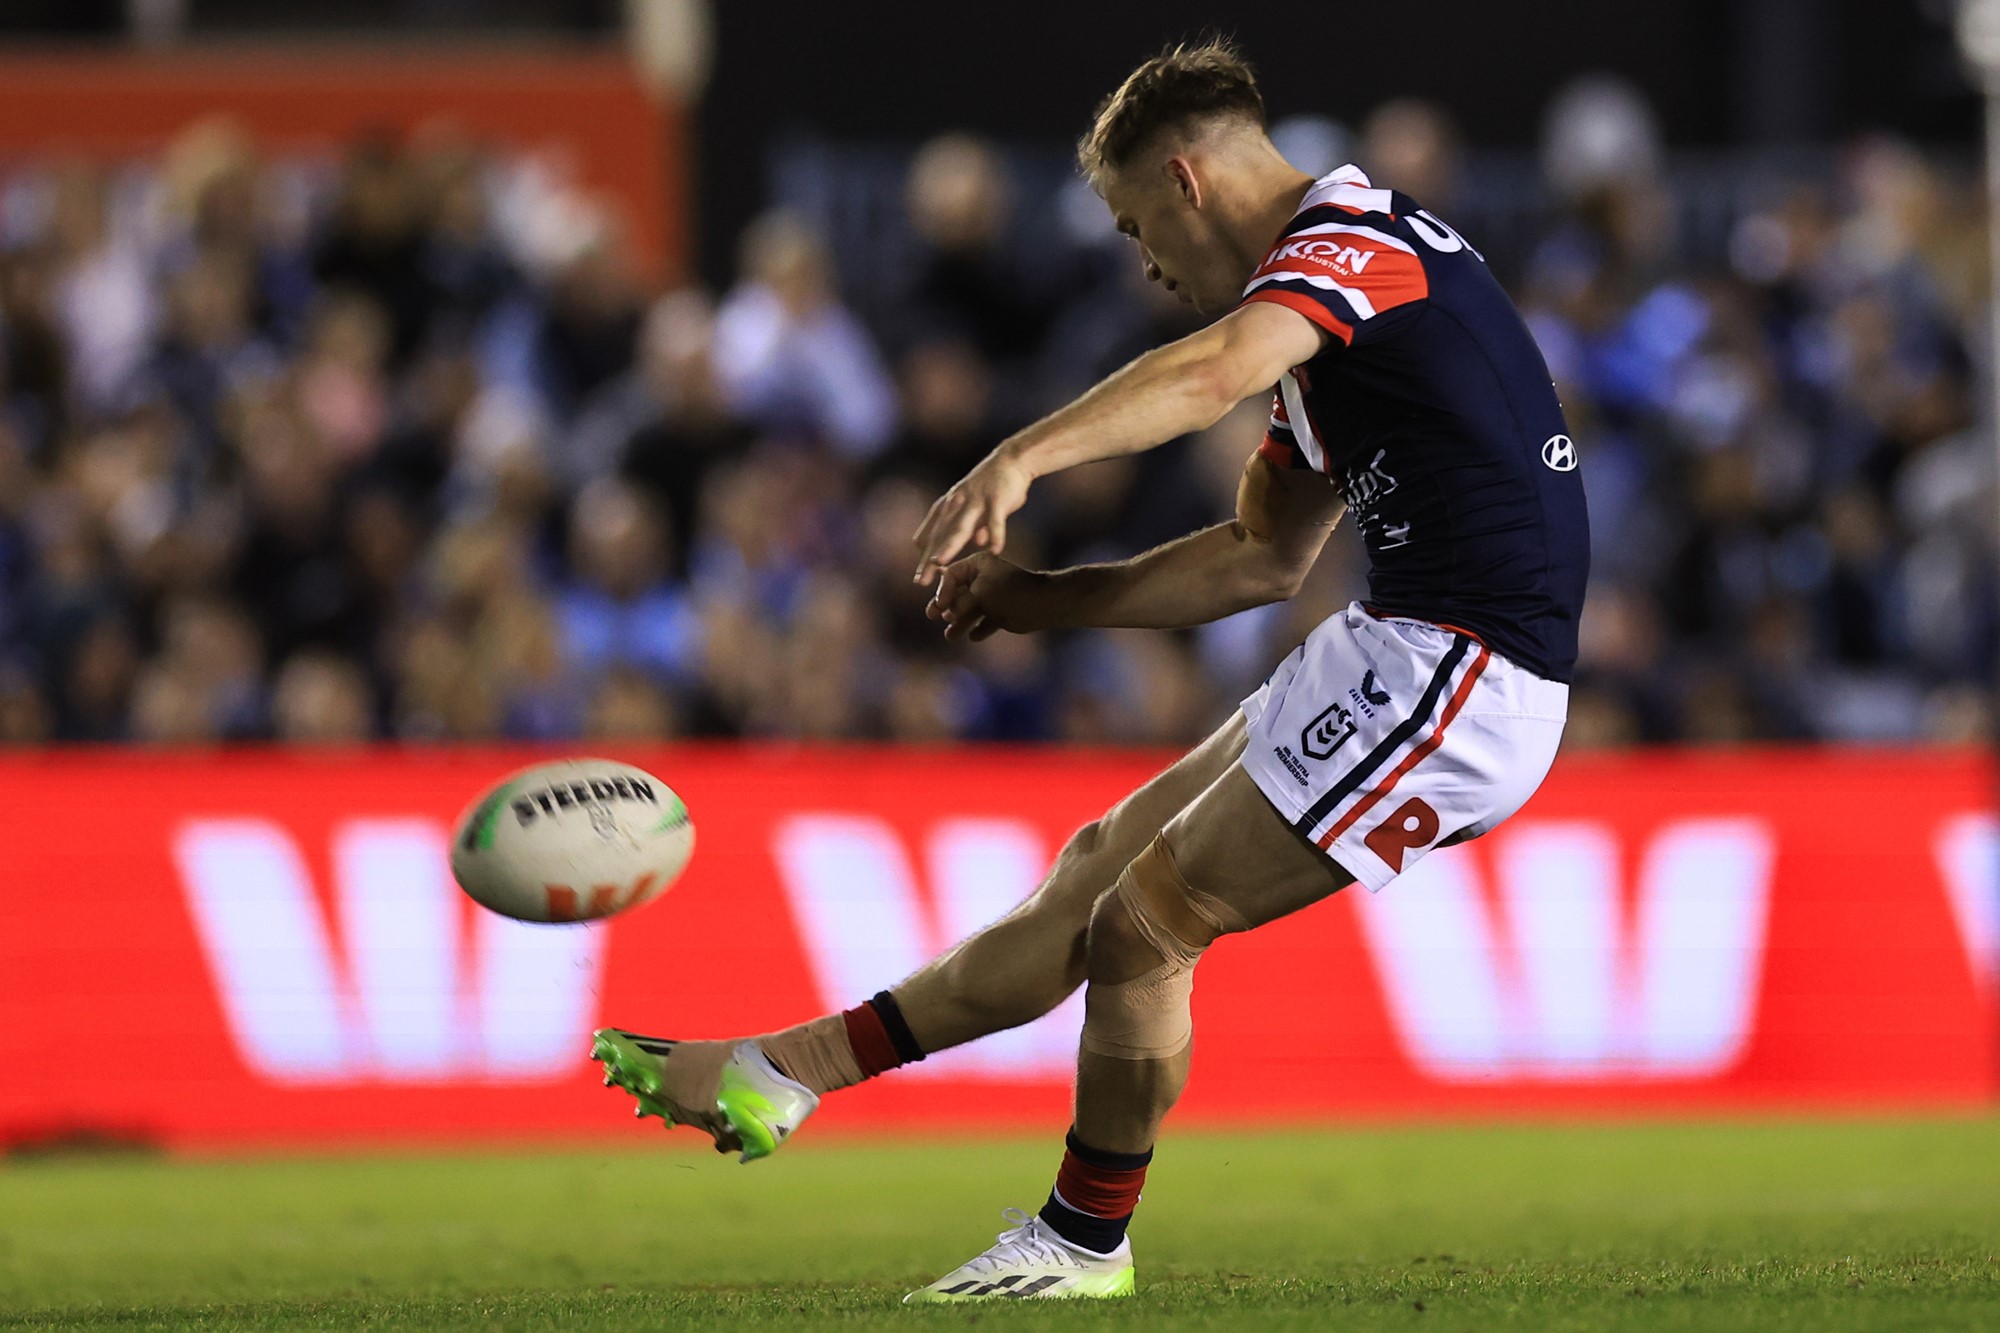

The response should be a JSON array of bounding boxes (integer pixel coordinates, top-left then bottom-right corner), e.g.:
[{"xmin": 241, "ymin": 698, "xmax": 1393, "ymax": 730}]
[{"xmin": 449, "ymin": 758, "xmax": 694, "ymax": 923}]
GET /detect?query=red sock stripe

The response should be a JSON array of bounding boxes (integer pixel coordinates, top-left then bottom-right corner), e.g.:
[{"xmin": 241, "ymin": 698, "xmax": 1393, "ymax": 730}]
[
  {"xmin": 841, "ymin": 1004, "xmax": 903, "ymax": 1079},
  {"xmin": 1054, "ymin": 1149, "xmax": 1148, "ymax": 1219}
]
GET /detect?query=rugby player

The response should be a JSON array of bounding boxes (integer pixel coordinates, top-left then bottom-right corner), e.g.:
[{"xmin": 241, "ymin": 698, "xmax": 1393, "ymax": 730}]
[{"xmin": 592, "ymin": 38, "xmax": 1588, "ymax": 1302}]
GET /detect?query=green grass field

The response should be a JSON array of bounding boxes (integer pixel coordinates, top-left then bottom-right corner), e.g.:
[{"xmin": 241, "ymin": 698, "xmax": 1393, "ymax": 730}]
[{"xmin": 3, "ymin": 1118, "xmax": 1997, "ymax": 1331}]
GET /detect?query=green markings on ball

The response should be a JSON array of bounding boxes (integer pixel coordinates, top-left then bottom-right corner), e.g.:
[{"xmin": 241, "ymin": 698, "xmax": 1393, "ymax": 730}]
[
  {"xmin": 650, "ymin": 793, "xmax": 690, "ymax": 835},
  {"xmin": 463, "ymin": 779, "xmax": 527, "ymax": 852}
]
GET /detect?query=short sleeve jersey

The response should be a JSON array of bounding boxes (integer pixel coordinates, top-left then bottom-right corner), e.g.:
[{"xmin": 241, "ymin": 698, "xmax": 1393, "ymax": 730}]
[{"xmin": 1241, "ymin": 165, "xmax": 1590, "ymax": 682}]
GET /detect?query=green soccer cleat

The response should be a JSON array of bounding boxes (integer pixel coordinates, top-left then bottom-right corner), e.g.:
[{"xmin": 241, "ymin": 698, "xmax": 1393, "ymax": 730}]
[
  {"xmin": 591, "ymin": 1029, "xmax": 819, "ymax": 1163},
  {"xmin": 903, "ymin": 1209, "xmax": 1137, "ymax": 1303},
  {"xmin": 590, "ymin": 1029, "xmax": 684, "ymax": 1127}
]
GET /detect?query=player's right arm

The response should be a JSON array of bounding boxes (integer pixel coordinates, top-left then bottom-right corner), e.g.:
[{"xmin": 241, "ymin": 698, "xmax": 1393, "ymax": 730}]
[
  {"xmin": 927, "ymin": 451, "xmax": 1346, "ymax": 640},
  {"xmin": 911, "ymin": 301, "xmax": 1325, "ymax": 584}
]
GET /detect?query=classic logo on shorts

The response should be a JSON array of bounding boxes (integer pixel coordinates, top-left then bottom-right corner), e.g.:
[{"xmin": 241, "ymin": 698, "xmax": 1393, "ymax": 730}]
[
  {"xmin": 1301, "ymin": 701, "xmax": 1358, "ymax": 761},
  {"xmin": 1541, "ymin": 434, "xmax": 1577, "ymax": 471}
]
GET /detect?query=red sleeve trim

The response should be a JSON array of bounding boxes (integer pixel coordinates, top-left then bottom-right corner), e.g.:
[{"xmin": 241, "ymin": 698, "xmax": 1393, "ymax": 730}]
[
  {"xmin": 1258, "ymin": 433, "xmax": 1304, "ymax": 469},
  {"xmin": 1349, "ymin": 250, "xmax": 1430, "ymax": 311},
  {"xmin": 1241, "ymin": 289, "xmax": 1354, "ymax": 345}
]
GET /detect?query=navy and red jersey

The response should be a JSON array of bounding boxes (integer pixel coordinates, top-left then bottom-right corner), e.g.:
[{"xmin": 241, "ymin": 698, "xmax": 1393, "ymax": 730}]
[{"xmin": 1242, "ymin": 166, "xmax": 1589, "ymax": 683}]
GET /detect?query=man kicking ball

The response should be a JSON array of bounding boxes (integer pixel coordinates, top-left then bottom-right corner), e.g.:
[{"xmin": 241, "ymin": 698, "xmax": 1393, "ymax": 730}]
[{"xmin": 592, "ymin": 38, "xmax": 1587, "ymax": 1301}]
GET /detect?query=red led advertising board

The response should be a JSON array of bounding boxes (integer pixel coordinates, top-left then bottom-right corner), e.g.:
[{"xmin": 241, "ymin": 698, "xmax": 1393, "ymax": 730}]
[{"xmin": 0, "ymin": 748, "xmax": 1992, "ymax": 1150}]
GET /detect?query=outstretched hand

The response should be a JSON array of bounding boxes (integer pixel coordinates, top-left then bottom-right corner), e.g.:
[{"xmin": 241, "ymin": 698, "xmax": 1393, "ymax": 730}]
[
  {"xmin": 925, "ymin": 552, "xmax": 1045, "ymax": 642},
  {"xmin": 912, "ymin": 449, "xmax": 1032, "ymax": 586}
]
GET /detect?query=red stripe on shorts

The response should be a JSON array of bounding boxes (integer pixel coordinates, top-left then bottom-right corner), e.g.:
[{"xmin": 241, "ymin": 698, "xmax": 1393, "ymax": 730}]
[{"xmin": 1318, "ymin": 642, "xmax": 1490, "ymax": 849}]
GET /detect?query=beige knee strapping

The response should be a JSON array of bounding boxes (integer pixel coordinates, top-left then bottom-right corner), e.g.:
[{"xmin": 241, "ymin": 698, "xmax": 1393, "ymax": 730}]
[{"xmin": 1081, "ymin": 835, "xmax": 1248, "ymax": 1060}]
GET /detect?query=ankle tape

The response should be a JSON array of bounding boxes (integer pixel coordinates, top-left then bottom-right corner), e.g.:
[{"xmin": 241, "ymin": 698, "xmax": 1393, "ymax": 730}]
[{"xmin": 756, "ymin": 1014, "xmax": 866, "ymax": 1094}]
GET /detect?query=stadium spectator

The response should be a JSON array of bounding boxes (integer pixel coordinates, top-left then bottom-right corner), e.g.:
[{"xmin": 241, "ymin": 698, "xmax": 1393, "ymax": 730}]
[
  {"xmin": 269, "ymin": 648, "xmax": 375, "ymax": 743},
  {"xmin": 571, "ymin": 288, "xmax": 749, "ymax": 573},
  {"xmin": 1359, "ymin": 99, "xmax": 1462, "ymax": 211},
  {"xmin": 556, "ymin": 477, "xmax": 702, "ymax": 692},
  {"xmin": 586, "ymin": 664, "xmax": 681, "ymax": 739},
  {"xmin": 897, "ymin": 134, "xmax": 1065, "ymax": 376},
  {"xmin": 526, "ymin": 229, "xmax": 646, "ymax": 420},
  {"xmin": 876, "ymin": 337, "xmax": 998, "ymax": 488},
  {"xmin": 713, "ymin": 210, "xmax": 897, "ymax": 457}
]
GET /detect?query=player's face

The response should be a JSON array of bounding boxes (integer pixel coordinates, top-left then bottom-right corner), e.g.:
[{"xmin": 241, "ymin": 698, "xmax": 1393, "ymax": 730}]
[{"xmin": 1102, "ymin": 164, "xmax": 1240, "ymax": 316}]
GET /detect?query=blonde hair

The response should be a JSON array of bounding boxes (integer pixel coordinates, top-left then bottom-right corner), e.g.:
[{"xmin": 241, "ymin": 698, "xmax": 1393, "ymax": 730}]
[{"xmin": 1077, "ymin": 38, "xmax": 1266, "ymax": 185}]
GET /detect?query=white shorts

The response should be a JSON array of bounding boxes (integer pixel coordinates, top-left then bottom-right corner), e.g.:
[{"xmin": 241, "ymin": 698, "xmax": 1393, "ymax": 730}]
[{"xmin": 1239, "ymin": 602, "xmax": 1569, "ymax": 892}]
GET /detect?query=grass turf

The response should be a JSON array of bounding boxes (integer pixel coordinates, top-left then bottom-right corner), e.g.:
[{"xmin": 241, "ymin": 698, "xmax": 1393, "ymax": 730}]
[{"xmin": 2, "ymin": 1119, "xmax": 1997, "ymax": 1330}]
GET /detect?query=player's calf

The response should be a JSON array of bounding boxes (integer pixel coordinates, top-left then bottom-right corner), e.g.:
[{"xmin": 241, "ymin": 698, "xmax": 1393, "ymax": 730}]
[
  {"xmin": 894, "ymin": 880, "xmax": 1092, "ymax": 1051},
  {"xmin": 899, "ymin": 713, "xmax": 1249, "ymax": 1053}
]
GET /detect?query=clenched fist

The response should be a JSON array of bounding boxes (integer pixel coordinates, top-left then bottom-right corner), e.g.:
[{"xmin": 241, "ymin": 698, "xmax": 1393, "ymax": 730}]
[{"xmin": 925, "ymin": 553, "xmax": 1050, "ymax": 642}]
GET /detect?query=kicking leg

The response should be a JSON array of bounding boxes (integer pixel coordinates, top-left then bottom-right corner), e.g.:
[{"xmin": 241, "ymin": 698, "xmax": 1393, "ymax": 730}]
[
  {"xmin": 892, "ymin": 709, "xmax": 1249, "ymax": 1054},
  {"xmin": 595, "ymin": 712, "xmax": 1248, "ymax": 1157}
]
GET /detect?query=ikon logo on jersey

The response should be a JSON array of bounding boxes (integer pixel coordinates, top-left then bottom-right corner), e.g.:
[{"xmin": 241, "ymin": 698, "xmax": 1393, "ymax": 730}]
[{"xmin": 1271, "ymin": 237, "xmax": 1380, "ymax": 274}]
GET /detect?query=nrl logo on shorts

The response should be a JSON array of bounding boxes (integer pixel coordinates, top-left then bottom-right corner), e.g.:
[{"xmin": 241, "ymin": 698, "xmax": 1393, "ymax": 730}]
[{"xmin": 1301, "ymin": 701, "xmax": 1358, "ymax": 761}]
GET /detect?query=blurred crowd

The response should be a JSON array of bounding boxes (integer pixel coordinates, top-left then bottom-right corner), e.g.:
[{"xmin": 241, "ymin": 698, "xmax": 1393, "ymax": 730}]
[{"xmin": 0, "ymin": 85, "xmax": 1991, "ymax": 748}]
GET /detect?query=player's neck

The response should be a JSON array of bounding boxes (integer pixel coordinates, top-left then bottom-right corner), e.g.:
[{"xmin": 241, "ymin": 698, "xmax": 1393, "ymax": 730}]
[{"xmin": 1231, "ymin": 165, "xmax": 1316, "ymax": 276}]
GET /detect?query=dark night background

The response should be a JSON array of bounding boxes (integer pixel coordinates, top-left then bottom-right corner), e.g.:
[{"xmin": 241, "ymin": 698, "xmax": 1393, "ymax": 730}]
[{"xmin": 0, "ymin": 1, "xmax": 1981, "ymax": 274}]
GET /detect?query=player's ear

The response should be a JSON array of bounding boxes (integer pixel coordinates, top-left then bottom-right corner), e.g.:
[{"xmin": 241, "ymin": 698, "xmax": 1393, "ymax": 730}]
[{"xmin": 1165, "ymin": 156, "xmax": 1201, "ymax": 209}]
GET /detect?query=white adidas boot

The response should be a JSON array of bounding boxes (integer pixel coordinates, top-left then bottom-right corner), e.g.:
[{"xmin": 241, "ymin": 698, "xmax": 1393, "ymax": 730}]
[{"xmin": 903, "ymin": 1208, "xmax": 1136, "ymax": 1303}]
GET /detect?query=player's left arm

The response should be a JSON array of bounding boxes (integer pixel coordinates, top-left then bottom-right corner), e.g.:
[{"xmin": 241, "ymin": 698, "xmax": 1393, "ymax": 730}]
[
  {"xmin": 912, "ymin": 301, "xmax": 1325, "ymax": 583},
  {"xmin": 927, "ymin": 451, "xmax": 1347, "ymax": 640}
]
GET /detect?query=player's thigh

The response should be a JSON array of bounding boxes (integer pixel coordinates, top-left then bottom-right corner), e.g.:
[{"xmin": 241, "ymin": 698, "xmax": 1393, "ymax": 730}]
[
  {"xmin": 1020, "ymin": 710, "xmax": 1248, "ymax": 921},
  {"xmin": 1161, "ymin": 761, "xmax": 1354, "ymax": 933},
  {"xmin": 1089, "ymin": 710, "xmax": 1248, "ymax": 857}
]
